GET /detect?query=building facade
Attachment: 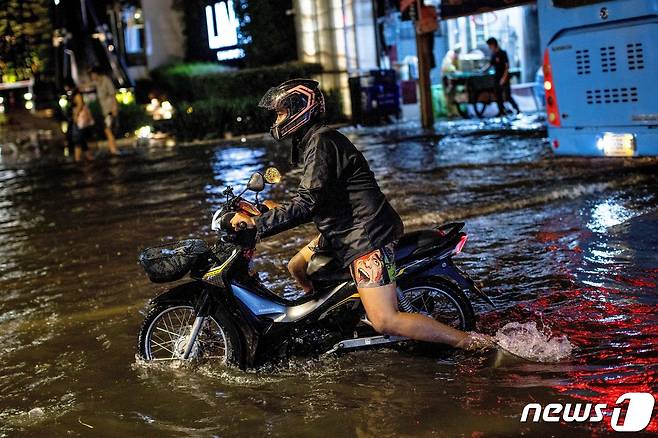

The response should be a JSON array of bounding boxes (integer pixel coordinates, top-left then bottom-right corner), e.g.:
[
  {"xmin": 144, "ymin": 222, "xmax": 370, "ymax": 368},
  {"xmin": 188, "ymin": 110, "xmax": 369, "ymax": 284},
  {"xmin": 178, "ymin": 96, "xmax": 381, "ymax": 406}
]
[{"xmin": 107, "ymin": 1, "xmax": 541, "ymax": 117}]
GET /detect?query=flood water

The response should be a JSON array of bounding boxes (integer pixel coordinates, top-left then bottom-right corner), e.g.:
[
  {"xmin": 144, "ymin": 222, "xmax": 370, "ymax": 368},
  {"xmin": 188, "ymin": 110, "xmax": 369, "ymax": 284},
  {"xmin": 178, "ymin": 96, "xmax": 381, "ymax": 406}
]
[{"xmin": 1, "ymin": 117, "xmax": 657, "ymax": 436}]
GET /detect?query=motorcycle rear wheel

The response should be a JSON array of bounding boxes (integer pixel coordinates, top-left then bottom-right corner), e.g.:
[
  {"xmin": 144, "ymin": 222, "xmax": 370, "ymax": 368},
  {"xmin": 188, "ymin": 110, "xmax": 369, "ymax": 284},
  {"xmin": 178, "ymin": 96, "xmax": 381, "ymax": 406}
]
[
  {"xmin": 138, "ymin": 300, "xmax": 243, "ymax": 366},
  {"xmin": 399, "ymin": 278, "xmax": 476, "ymax": 331}
]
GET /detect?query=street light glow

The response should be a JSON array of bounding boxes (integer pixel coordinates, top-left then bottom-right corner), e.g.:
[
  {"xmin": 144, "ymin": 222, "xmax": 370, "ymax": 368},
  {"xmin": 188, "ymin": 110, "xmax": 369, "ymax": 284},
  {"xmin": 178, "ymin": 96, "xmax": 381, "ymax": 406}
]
[{"xmin": 136, "ymin": 126, "xmax": 152, "ymax": 139}]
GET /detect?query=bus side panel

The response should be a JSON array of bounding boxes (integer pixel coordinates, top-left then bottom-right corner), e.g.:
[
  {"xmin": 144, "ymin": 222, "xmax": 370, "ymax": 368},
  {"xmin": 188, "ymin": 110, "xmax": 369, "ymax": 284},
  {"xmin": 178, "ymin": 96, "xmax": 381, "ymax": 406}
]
[
  {"xmin": 549, "ymin": 21, "xmax": 657, "ymax": 128},
  {"xmin": 538, "ymin": 0, "xmax": 658, "ymax": 49},
  {"xmin": 547, "ymin": 19, "xmax": 658, "ymax": 156}
]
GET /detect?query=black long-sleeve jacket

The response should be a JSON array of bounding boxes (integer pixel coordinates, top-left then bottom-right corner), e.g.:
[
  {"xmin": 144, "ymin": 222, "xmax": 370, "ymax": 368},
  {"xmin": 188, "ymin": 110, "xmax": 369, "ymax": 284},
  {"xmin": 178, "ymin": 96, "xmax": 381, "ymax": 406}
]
[{"xmin": 256, "ymin": 123, "xmax": 404, "ymax": 267}]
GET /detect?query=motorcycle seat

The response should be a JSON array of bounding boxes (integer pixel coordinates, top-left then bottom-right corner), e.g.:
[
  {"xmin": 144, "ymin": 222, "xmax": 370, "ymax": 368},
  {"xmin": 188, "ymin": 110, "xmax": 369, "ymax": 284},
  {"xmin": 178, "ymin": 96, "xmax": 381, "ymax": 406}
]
[
  {"xmin": 306, "ymin": 224, "xmax": 463, "ymax": 284},
  {"xmin": 395, "ymin": 224, "xmax": 463, "ymax": 264},
  {"xmin": 395, "ymin": 230, "xmax": 444, "ymax": 262},
  {"xmin": 306, "ymin": 251, "xmax": 352, "ymax": 284}
]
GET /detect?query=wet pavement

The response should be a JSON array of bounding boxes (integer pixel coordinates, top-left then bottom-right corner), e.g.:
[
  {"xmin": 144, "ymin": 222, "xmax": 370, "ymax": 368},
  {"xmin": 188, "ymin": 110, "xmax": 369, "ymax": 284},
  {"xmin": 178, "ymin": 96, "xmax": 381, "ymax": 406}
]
[{"xmin": 1, "ymin": 116, "xmax": 657, "ymax": 436}]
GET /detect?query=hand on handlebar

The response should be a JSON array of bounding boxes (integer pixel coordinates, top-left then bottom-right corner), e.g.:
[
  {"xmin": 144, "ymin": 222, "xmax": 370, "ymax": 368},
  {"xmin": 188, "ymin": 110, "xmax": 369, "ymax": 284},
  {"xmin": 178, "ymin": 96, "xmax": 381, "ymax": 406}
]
[{"xmin": 230, "ymin": 212, "xmax": 256, "ymax": 231}]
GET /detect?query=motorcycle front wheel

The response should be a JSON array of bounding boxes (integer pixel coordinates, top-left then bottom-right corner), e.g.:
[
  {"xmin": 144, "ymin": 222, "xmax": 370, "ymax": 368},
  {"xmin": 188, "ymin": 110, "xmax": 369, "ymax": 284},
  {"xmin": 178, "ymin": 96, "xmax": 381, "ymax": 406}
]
[
  {"xmin": 137, "ymin": 300, "xmax": 243, "ymax": 366},
  {"xmin": 399, "ymin": 278, "xmax": 476, "ymax": 331}
]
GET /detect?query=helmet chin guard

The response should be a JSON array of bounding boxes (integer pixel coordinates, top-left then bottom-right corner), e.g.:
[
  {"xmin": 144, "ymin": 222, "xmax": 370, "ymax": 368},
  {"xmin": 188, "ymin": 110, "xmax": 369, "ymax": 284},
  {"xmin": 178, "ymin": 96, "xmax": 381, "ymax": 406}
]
[
  {"xmin": 270, "ymin": 119, "xmax": 285, "ymax": 141},
  {"xmin": 259, "ymin": 79, "xmax": 325, "ymax": 141}
]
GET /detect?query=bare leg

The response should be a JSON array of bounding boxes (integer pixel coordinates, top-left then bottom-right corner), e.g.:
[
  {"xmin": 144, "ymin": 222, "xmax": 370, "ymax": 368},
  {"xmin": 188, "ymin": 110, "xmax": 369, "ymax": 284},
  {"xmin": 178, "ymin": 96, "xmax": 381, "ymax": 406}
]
[
  {"xmin": 287, "ymin": 235, "xmax": 320, "ymax": 294},
  {"xmin": 359, "ymin": 282, "xmax": 492, "ymax": 350},
  {"xmin": 104, "ymin": 127, "xmax": 119, "ymax": 155},
  {"xmin": 74, "ymin": 146, "xmax": 82, "ymax": 162}
]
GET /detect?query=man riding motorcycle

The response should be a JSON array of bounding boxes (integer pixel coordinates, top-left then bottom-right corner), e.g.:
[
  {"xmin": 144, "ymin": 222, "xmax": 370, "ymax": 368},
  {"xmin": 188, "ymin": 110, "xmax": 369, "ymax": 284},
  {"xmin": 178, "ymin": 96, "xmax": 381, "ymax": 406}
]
[{"xmin": 230, "ymin": 79, "xmax": 492, "ymax": 350}]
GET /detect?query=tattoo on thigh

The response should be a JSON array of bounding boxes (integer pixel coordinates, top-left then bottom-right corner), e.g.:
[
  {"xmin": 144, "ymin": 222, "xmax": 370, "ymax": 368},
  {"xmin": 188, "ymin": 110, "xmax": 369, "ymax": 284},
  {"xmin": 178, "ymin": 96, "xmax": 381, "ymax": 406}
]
[{"xmin": 352, "ymin": 251, "xmax": 385, "ymax": 287}]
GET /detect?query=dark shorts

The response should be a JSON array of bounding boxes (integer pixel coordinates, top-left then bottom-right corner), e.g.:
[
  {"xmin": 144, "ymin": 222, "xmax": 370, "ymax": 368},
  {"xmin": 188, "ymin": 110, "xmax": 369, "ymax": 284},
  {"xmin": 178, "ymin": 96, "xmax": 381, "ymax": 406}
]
[
  {"xmin": 308, "ymin": 236, "xmax": 397, "ymax": 288},
  {"xmin": 71, "ymin": 125, "xmax": 91, "ymax": 151}
]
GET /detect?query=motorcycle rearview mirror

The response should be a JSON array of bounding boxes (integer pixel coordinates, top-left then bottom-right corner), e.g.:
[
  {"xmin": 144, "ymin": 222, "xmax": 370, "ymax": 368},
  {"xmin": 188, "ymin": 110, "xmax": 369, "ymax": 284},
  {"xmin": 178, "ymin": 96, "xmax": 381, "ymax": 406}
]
[
  {"xmin": 263, "ymin": 167, "xmax": 281, "ymax": 184},
  {"xmin": 247, "ymin": 172, "xmax": 265, "ymax": 192}
]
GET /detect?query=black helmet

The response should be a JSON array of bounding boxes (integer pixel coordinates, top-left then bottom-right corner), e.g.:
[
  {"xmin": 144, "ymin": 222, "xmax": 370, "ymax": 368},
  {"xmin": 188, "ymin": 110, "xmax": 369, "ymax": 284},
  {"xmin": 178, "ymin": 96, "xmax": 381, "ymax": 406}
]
[{"xmin": 258, "ymin": 79, "xmax": 325, "ymax": 141}]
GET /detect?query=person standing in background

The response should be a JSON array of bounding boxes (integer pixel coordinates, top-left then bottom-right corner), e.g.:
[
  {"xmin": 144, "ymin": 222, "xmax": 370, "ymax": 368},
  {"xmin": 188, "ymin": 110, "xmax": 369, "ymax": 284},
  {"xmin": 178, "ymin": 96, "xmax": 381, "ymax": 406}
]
[
  {"xmin": 440, "ymin": 45, "xmax": 461, "ymax": 118},
  {"xmin": 61, "ymin": 80, "xmax": 77, "ymax": 154},
  {"xmin": 483, "ymin": 37, "xmax": 521, "ymax": 117},
  {"xmin": 71, "ymin": 89, "xmax": 95, "ymax": 162},
  {"xmin": 89, "ymin": 66, "xmax": 120, "ymax": 155}
]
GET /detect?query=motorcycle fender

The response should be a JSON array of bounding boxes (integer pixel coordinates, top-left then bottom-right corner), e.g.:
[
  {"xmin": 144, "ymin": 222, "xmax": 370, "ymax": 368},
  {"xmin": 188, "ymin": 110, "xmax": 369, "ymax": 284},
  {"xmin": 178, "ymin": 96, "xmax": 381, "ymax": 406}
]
[
  {"xmin": 148, "ymin": 281, "xmax": 208, "ymax": 308},
  {"xmin": 417, "ymin": 259, "xmax": 496, "ymax": 308}
]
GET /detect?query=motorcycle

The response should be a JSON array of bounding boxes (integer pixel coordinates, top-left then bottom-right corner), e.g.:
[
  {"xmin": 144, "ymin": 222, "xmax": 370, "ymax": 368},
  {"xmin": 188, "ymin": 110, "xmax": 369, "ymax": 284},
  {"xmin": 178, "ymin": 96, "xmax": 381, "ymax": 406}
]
[{"xmin": 137, "ymin": 168, "xmax": 494, "ymax": 368}]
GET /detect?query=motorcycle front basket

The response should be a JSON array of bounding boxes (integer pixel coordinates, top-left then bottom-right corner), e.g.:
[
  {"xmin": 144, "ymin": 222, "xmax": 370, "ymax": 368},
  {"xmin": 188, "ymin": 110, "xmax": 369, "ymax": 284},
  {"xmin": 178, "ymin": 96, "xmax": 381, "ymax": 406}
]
[{"xmin": 138, "ymin": 239, "xmax": 209, "ymax": 283}]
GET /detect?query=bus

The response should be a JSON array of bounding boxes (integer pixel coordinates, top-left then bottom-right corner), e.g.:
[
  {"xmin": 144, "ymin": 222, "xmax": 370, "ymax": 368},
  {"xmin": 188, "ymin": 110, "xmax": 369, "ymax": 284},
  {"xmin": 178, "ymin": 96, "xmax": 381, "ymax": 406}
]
[{"xmin": 538, "ymin": 0, "xmax": 657, "ymax": 156}]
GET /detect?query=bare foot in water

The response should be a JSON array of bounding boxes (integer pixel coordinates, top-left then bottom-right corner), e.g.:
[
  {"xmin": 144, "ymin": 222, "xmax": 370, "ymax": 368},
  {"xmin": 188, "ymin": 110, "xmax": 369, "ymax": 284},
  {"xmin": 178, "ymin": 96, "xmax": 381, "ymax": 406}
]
[{"xmin": 456, "ymin": 332, "xmax": 496, "ymax": 351}]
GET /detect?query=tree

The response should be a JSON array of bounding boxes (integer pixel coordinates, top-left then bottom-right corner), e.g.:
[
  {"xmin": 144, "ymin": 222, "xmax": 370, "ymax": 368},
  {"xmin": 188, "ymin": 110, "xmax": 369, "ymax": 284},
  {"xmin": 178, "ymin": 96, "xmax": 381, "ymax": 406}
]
[
  {"xmin": 172, "ymin": 0, "xmax": 223, "ymax": 63},
  {"xmin": 172, "ymin": 0, "xmax": 298, "ymax": 66},
  {"xmin": 235, "ymin": 0, "xmax": 297, "ymax": 67},
  {"xmin": 0, "ymin": 0, "xmax": 53, "ymax": 82}
]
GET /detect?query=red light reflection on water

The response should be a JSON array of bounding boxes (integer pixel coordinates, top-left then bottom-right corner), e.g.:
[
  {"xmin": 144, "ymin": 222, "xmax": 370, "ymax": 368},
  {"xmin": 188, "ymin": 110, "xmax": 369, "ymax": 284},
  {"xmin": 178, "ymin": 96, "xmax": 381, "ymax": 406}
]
[
  {"xmin": 527, "ymin": 219, "xmax": 658, "ymax": 432},
  {"xmin": 543, "ymin": 285, "xmax": 658, "ymax": 431}
]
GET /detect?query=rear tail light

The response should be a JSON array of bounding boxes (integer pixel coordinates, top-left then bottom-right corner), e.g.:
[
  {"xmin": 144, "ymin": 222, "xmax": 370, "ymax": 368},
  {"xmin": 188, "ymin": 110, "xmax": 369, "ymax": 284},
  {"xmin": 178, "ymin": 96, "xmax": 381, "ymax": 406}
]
[
  {"xmin": 454, "ymin": 234, "xmax": 468, "ymax": 254},
  {"xmin": 543, "ymin": 48, "xmax": 561, "ymax": 127}
]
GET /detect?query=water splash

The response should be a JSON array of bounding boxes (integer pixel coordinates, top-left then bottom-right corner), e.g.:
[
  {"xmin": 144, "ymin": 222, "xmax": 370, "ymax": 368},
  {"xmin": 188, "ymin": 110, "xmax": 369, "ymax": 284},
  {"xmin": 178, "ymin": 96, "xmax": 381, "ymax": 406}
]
[{"xmin": 494, "ymin": 321, "xmax": 573, "ymax": 362}]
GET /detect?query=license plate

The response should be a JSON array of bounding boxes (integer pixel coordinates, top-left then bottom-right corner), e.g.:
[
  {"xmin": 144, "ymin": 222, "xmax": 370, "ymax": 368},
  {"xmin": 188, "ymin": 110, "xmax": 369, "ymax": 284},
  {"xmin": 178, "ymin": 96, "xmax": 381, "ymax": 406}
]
[{"xmin": 600, "ymin": 133, "xmax": 636, "ymax": 157}]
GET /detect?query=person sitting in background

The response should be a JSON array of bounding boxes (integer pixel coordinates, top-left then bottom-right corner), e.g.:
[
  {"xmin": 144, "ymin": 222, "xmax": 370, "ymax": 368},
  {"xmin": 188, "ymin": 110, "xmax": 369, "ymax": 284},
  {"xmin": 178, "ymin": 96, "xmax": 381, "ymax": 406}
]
[
  {"xmin": 482, "ymin": 37, "xmax": 521, "ymax": 117},
  {"xmin": 71, "ymin": 89, "xmax": 95, "ymax": 162},
  {"xmin": 440, "ymin": 45, "xmax": 461, "ymax": 118},
  {"xmin": 89, "ymin": 66, "xmax": 120, "ymax": 155}
]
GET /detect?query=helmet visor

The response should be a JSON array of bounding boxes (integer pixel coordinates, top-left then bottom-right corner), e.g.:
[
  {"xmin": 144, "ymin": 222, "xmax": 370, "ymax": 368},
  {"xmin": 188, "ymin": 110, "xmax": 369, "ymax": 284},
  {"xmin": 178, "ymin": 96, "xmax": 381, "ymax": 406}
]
[
  {"xmin": 258, "ymin": 87, "xmax": 286, "ymax": 110},
  {"xmin": 259, "ymin": 87, "xmax": 311, "ymax": 114}
]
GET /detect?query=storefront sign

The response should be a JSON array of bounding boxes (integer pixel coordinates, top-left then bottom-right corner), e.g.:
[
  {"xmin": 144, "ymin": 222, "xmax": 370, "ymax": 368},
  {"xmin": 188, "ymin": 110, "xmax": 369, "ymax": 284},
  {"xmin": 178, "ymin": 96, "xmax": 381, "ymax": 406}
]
[{"xmin": 205, "ymin": 0, "xmax": 244, "ymax": 60}]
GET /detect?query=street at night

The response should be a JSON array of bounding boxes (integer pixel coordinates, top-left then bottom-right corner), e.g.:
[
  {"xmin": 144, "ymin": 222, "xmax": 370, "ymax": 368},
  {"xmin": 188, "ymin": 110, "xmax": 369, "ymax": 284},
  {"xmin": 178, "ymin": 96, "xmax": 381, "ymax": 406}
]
[
  {"xmin": 1, "ymin": 0, "xmax": 657, "ymax": 436},
  {"xmin": 0, "ymin": 118, "xmax": 656, "ymax": 435}
]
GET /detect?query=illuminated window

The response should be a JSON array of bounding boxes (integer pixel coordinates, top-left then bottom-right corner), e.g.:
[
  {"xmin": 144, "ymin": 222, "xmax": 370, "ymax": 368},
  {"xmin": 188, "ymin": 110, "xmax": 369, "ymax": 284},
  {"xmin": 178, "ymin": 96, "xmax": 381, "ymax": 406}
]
[
  {"xmin": 205, "ymin": 0, "xmax": 244, "ymax": 60},
  {"xmin": 121, "ymin": 6, "xmax": 146, "ymax": 66}
]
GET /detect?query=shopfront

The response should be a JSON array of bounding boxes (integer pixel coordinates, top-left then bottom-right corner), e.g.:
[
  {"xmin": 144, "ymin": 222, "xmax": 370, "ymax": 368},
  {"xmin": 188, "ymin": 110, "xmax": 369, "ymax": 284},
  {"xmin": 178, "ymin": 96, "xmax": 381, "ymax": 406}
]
[{"xmin": 377, "ymin": 0, "xmax": 541, "ymax": 119}]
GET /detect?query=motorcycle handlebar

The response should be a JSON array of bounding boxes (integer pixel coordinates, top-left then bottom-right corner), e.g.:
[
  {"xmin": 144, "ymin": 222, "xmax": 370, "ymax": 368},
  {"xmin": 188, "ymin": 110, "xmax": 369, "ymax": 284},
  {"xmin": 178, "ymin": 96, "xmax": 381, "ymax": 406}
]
[{"xmin": 219, "ymin": 212, "xmax": 250, "ymax": 232}]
